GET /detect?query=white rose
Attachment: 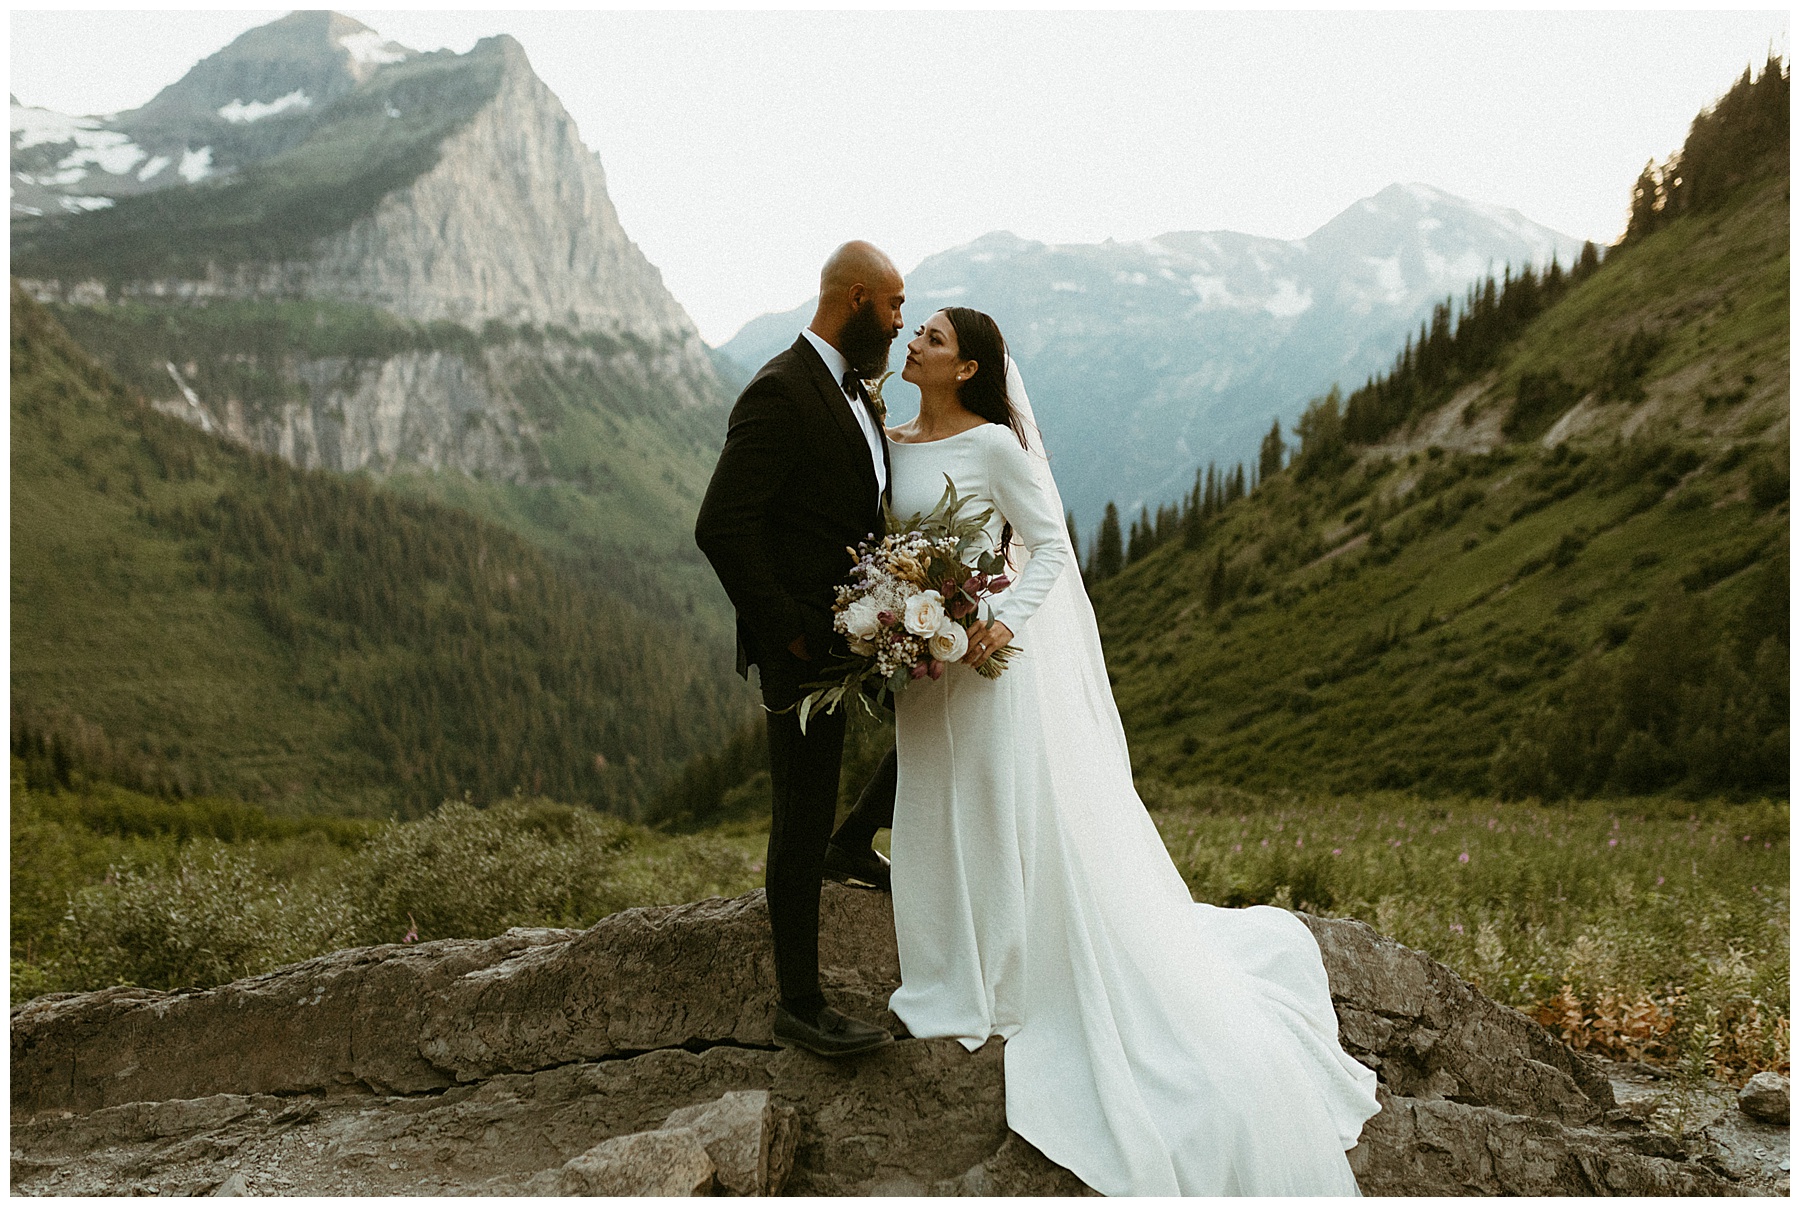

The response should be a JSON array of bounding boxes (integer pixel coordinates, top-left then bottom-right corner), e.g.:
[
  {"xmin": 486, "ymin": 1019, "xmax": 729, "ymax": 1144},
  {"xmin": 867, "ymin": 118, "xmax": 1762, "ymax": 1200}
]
[
  {"xmin": 841, "ymin": 597, "xmax": 883, "ymax": 641},
  {"xmin": 903, "ymin": 589, "xmax": 946, "ymax": 637},
  {"xmin": 928, "ymin": 622, "xmax": 969, "ymax": 662}
]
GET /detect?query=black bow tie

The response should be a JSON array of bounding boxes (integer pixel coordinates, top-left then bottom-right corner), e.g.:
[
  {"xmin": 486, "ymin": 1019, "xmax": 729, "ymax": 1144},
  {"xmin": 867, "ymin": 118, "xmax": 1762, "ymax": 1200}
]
[{"xmin": 843, "ymin": 370, "xmax": 884, "ymax": 425}]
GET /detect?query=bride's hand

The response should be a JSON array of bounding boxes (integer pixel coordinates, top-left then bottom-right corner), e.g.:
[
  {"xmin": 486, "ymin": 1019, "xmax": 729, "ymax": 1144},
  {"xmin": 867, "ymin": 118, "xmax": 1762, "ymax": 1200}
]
[{"xmin": 962, "ymin": 620, "xmax": 1014, "ymax": 667}]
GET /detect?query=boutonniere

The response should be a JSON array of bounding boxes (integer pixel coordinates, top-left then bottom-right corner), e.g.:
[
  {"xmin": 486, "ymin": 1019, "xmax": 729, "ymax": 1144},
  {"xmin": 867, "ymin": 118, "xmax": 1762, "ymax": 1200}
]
[{"xmin": 863, "ymin": 370, "xmax": 893, "ymax": 425}]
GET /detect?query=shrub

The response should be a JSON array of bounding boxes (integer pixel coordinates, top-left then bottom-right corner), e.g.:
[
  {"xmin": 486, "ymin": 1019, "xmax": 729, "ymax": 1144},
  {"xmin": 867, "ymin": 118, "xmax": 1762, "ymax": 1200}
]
[
  {"xmin": 1748, "ymin": 455, "xmax": 1788, "ymax": 510},
  {"xmin": 1596, "ymin": 330, "xmax": 1666, "ymax": 403},
  {"xmin": 1505, "ymin": 369, "xmax": 1581, "ymax": 441}
]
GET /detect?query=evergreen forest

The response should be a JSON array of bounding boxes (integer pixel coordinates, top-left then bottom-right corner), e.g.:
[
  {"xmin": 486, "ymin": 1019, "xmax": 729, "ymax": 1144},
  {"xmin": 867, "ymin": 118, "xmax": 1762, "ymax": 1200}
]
[{"xmin": 12, "ymin": 285, "xmax": 752, "ymax": 817}]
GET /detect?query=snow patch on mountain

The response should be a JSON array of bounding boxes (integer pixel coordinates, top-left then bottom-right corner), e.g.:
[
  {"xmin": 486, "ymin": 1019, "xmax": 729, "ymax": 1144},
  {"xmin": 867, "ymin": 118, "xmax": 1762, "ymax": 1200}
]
[
  {"xmin": 338, "ymin": 29, "xmax": 408, "ymax": 66},
  {"xmin": 218, "ymin": 89, "xmax": 312, "ymax": 124},
  {"xmin": 137, "ymin": 154, "xmax": 171, "ymax": 182},
  {"xmin": 10, "ymin": 102, "xmax": 95, "ymax": 148},
  {"xmin": 56, "ymin": 128, "xmax": 144, "ymax": 176},
  {"xmin": 1366, "ymin": 255, "xmax": 1407, "ymax": 304},
  {"xmin": 1263, "ymin": 279, "xmax": 1313, "ymax": 318},
  {"xmin": 178, "ymin": 147, "xmax": 213, "ymax": 183}
]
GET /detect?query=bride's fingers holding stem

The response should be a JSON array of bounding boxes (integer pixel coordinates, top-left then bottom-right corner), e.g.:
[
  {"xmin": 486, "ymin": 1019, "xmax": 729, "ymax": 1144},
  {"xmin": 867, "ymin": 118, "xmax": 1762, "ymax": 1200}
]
[{"xmin": 962, "ymin": 620, "xmax": 1014, "ymax": 666}]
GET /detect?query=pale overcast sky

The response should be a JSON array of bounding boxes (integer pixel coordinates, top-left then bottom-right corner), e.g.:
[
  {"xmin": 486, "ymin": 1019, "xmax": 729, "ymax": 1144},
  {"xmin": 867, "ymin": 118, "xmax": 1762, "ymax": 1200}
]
[{"xmin": 10, "ymin": 7, "xmax": 1790, "ymax": 344}]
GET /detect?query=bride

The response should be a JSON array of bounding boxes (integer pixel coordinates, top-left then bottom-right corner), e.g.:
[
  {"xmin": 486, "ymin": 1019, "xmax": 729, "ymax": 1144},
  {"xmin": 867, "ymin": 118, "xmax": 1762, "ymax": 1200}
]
[{"xmin": 879, "ymin": 306, "xmax": 1381, "ymax": 1196}]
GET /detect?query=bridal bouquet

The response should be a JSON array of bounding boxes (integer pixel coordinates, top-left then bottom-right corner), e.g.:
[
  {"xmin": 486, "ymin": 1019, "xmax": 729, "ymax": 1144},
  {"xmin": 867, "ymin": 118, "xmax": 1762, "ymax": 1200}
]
[{"xmin": 794, "ymin": 476, "xmax": 1016, "ymax": 731}]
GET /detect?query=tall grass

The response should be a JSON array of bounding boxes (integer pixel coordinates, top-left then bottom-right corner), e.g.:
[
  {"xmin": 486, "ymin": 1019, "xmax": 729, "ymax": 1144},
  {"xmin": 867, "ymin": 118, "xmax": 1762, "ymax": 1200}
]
[
  {"xmin": 14, "ymin": 773, "xmax": 1786, "ymax": 1089},
  {"xmin": 11, "ymin": 782, "xmax": 763, "ymax": 1002},
  {"xmin": 1147, "ymin": 781, "xmax": 1788, "ymax": 1084}
]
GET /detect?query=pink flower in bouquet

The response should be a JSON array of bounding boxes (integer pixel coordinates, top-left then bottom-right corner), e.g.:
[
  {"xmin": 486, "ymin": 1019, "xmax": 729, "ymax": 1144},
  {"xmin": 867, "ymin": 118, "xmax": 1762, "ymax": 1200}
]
[
  {"xmin": 910, "ymin": 662, "xmax": 930, "ymax": 680},
  {"xmin": 989, "ymin": 575, "xmax": 1011, "ymax": 592},
  {"xmin": 877, "ymin": 610, "xmax": 896, "ymax": 628},
  {"xmin": 927, "ymin": 659, "xmax": 945, "ymax": 680}
]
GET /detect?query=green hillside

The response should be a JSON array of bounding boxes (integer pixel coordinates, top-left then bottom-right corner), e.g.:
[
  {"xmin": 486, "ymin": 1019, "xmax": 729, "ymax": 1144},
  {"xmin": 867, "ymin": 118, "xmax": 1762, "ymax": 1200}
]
[
  {"xmin": 11, "ymin": 286, "xmax": 753, "ymax": 817},
  {"xmin": 1091, "ymin": 64, "xmax": 1787, "ymax": 800},
  {"xmin": 42, "ymin": 298, "xmax": 735, "ymax": 638}
]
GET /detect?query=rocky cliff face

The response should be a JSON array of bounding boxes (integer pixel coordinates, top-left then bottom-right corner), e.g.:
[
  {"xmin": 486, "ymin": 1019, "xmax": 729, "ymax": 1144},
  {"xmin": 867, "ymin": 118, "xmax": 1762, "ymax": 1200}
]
[
  {"xmin": 304, "ymin": 36, "xmax": 698, "ymax": 343},
  {"xmin": 13, "ymin": 14, "xmax": 730, "ymax": 566},
  {"xmin": 11, "ymin": 886, "xmax": 1786, "ymax": 1196}
]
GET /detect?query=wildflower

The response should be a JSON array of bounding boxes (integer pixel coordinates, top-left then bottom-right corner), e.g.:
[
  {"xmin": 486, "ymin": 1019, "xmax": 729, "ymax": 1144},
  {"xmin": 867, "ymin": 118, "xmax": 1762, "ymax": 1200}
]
[
  {"xmin": 1451, "ymin": 923, "xmax": 1464, "ymax": 934},
  {"xmin": 1608, "ymin": 838, "xmax": 1618, "ymax": 847},
  {"xmin": 1331, "ymin": 848, "xmax": 1342, "ymax": 856},
  {"xmin": 1656, "ymin": 876, "xmax": 1665, "ymax": 885},
  {"xmin": 403, "ymin": 913, "xmax": 418, "ymax": 944},
  {"xmin": 1458, "ymin": 852, "xmax": 1470, "ymax": 864},
  {"xmin": 1232, "ymin": 843, "xmax": 1242, "ymax": 853}
]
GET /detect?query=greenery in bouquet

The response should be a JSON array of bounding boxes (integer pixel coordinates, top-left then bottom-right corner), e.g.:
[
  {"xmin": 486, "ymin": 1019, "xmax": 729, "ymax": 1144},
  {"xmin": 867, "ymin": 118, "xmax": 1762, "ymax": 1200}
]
[{"xmin": 794, "ymin": 476, "xmax": 1019, "ymax": 731}]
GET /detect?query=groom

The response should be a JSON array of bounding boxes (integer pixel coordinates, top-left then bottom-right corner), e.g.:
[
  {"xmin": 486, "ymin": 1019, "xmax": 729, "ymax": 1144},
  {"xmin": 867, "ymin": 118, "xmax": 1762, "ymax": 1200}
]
[{"xmin": 695, "ymin": 241, "xmax": 905, "ymax": 1058}]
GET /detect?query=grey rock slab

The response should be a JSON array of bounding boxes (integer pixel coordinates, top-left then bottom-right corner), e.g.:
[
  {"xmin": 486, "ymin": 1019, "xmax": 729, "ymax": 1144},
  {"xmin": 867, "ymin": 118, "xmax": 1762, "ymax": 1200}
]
[
  {"xmin": 1351, "ymin": 1087, "xmax": 1741, "ymax": 1196},
  {"xmin": 1301, "ymin": 912, "xmax": 1612, "ymax": 1124},
  {"xmin": 772, "ymin": 1037, "xmax": 1015, "ymax": 1195},
  {"xmin": 557, "ymin": 1128, "xmax": 716, "ymax": 1196},
  {"xmin": 933, "ymin": 1131, "xmax": 1099, "ymax": 1196},
  {"xmin": 662, "ymin": 1088, "xmax": 797, "ymax": 1195},
  {"xmin": 11, "ymin": 887, "xmax": 1779, "ymax": 1196},
  {"xmin": 11, "ymin": 928, "xmax": 582, "ymax": 1114},
  {"xmin": 210, "ymin": 1171, "xmax": 249, "ymax": 1196},
  {"xmin": 1739, "ymin": 1072, "xmax": 1790, "ymax": 1124}
]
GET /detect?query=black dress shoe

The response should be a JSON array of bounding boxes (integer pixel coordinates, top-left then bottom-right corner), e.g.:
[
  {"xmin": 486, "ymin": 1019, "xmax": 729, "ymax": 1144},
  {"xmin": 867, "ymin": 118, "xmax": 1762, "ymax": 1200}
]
[
  {"xmin": 823, "ymin": 843, "xmax": 892, "ymax": 891},
  {"xmin": 774, "ymin": 1003, "xmax": 895, "ymax": 1058}
]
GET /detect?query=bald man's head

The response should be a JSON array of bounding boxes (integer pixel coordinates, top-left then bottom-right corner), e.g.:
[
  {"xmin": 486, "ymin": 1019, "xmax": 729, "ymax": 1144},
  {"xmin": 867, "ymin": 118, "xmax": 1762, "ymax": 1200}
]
[
  {"xmin": 820, "ymin": 241, "xmax": 900, "ymax": 298},
  {"xmin": 809, "ymin": 240, "xmax": 907, "ymax": 377}
]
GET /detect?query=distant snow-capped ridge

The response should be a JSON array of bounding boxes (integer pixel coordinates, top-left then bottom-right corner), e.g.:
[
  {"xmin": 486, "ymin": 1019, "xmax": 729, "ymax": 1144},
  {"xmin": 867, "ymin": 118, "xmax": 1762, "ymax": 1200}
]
[{"xmin": 717, "ymin": 182, "xmax": 1586, "ymax": 531}]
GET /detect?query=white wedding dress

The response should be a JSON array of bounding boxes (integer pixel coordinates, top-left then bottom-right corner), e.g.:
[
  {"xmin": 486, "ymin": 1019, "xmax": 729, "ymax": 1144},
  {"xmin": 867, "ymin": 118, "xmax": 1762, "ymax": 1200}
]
[{"xmin": 885, "ymin": 363, "xmax": 1381, "ymax": 1197}]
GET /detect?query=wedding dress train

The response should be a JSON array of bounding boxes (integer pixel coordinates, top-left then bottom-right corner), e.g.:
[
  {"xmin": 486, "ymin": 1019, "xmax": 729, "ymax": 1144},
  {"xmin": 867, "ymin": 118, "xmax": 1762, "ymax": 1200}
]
[{"xmin": 885, "ymin": 370, "xmax": 1381, "ymax": 1196}]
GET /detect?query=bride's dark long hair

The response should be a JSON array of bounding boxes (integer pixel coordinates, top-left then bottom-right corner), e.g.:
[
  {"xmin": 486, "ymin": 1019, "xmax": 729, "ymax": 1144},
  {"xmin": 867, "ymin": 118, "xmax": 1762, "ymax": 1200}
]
[
  {"xmin": 943, "ymin": 306, "xmax": 1031, "ymax": 563},
  {"xmin": 943, "ymin": 307, "xmax": 1029, "ymax": 451}
]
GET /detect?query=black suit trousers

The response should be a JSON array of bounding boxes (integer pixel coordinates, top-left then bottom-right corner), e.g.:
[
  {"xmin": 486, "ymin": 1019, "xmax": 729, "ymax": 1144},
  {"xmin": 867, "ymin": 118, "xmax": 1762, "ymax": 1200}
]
[{"xmin": 758, "ymin": 651, "xmax": 849, "ymax": 1007}]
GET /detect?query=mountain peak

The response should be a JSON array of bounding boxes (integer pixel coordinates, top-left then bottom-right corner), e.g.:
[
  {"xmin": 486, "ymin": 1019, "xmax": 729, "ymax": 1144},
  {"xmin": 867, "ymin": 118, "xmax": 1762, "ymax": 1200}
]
[
  {"xmin": 950, "ymin": 230, "xmax": 1041, "ymax": 261},
  {"xmin": 131, "ymin": 10, "xmax": 413, "ymax": 128}
]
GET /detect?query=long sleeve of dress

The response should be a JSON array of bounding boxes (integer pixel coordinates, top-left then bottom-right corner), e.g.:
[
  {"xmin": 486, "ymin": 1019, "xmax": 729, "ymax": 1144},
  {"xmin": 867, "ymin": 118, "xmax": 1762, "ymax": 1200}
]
[{"xmin": 984, "ymin": 428, "xmax": 1073, "ymax": 635}]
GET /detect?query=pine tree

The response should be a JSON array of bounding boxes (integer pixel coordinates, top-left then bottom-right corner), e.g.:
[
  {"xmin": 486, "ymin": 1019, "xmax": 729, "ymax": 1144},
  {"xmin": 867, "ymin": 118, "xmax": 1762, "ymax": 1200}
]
[
  {"xmin": 1181, "ymin": 467, "xmax": 1206, "ymax": 550},
  {"xmin": 1066, "ymin": 510, "xmax": 1081, "ymax": 565},
  {"xmin": 1092, "ymin": 502, "xmax": 1124, "ymax": 580},
  {"xmin": 1258, "ymin": 419, "xmax": 1285, "ymax": 483},
  {"xmin": 1204, "ymin": 547, "xmax": 1229, "ymax": 611},
  {"xmin": 1127, "ymin": 505, "xmax": 1155, "ymax": 563},
  {"xmin": 1626, "ymin": 159, "xmax": 1666, "ymax": 242},
  {"xmin": 1576, "ymin": 241, "xmax": 1601, "ymax": 279}
]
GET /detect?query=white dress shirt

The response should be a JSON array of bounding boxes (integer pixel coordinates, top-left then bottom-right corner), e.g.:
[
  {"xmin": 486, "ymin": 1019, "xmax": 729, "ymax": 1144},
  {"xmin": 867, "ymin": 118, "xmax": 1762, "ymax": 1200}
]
[{"xmin": 801, "ymin": 327, "xmax": 887, "ymax": 496}]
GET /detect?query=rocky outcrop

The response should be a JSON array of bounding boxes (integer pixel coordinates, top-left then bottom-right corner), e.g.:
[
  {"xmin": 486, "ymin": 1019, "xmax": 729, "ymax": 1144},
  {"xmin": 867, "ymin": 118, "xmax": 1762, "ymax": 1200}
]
[
  {"xmin": 1740, "ymin": 1073, "xmax": 1790, "ymax": 1124},
  {"xmin": 143, "ymin": 331, "xmax": 724, "ymax": 484},
  {"xmin": 11, "ymin": 886, "xmax": 1786, "ymax": 1196},
  {"xmin": 304, "ymin": 35, "xmax": 699, "ymax": 344}
]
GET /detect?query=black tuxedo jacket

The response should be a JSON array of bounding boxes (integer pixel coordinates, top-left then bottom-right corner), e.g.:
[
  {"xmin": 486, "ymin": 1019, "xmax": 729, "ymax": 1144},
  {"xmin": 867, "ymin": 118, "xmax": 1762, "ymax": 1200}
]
[{"xmin": 695, "ymin": 336, "xmax": 892, "ymax": 677}]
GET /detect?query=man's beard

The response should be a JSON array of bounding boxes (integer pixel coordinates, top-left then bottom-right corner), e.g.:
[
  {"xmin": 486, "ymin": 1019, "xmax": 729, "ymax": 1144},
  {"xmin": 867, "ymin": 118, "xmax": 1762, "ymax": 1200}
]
[{"xmin": 839, "ymin": 300, "xmax": 895, "ymax": 378}]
